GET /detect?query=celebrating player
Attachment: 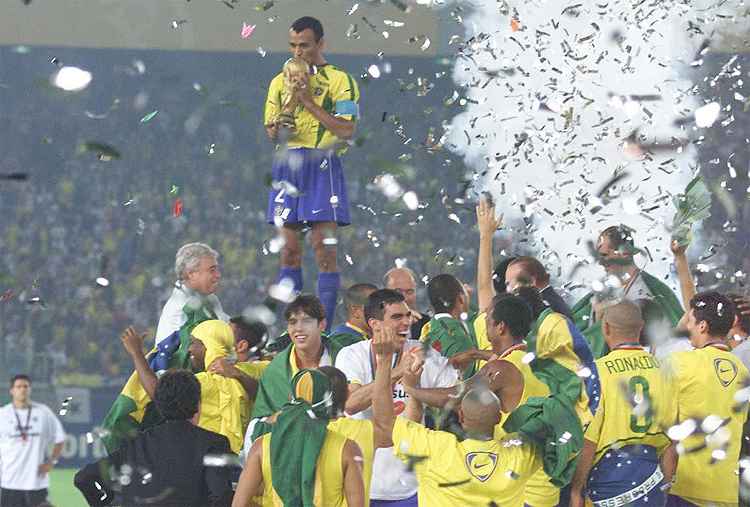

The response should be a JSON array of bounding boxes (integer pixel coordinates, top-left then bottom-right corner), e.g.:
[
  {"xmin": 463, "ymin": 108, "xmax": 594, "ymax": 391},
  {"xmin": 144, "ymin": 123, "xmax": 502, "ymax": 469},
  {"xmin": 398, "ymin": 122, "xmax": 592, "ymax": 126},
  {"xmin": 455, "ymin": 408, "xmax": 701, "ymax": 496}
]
[{"xmin": 264, "ymin": 16, "xmax": 360, "ymax": 331}]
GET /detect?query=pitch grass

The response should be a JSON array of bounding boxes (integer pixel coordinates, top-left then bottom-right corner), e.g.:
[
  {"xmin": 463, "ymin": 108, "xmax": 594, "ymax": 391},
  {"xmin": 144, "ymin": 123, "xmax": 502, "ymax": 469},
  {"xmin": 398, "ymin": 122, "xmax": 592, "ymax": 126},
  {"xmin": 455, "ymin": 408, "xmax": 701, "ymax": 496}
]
[{"xmin": 49, "ymin": 468, "xmax": 87, "ymax": 507}]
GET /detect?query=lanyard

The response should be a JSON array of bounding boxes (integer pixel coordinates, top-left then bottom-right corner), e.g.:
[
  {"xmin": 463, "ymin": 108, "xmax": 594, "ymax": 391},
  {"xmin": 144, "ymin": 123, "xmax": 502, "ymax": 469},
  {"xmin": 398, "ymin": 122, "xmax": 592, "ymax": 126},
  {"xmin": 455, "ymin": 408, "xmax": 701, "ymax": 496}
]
[
  {"xmin": 499, "ymin": 343, "xmax": 527, "ymax": 359},
  {"xmin": 701, "ymin": 341, "xmax": 731, "ymax": 351},
  {"xmin": 369, "ymin": 345, "xmax": 402, "ymax": 385},
  {"xmin": 13, "ymin": 405, "xmax": 32, "ymax": 442},
  {"xmin": 611, "ymin": 342, "xmax": 645, "ymax": 351}
]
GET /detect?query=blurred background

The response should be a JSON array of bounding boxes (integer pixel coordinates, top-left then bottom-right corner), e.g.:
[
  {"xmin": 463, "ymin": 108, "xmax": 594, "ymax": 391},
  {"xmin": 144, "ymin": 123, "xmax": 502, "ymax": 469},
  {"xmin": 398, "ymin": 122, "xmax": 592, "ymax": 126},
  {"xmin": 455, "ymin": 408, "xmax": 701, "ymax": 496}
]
[{"xmin": 1, "ymin": 1, "xmax": 749, "ymax": 502}]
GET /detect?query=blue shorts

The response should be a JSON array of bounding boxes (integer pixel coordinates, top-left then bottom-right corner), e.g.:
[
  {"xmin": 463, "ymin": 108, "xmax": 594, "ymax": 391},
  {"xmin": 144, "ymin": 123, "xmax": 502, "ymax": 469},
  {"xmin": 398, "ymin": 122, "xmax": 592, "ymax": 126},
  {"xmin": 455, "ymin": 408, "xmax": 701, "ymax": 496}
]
[
  {"xmin": 587, "ymin": 445, "xmax": 667, "ymax": 507},
  {"xmin": 266, "ymin": 148, "xmax": 351, "ymax": 226}
]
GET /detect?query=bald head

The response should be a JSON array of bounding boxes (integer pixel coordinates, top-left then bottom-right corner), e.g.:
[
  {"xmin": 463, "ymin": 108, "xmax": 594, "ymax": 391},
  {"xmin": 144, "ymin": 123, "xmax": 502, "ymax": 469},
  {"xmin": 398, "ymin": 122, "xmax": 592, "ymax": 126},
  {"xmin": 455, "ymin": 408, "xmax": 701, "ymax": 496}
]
[
  {"xmin": 460, "ymin": 388, "xmax": 501, "ymax": 433},
  {"xmin": 602, "ymin": 300, "xmax": 644, "ymax": 344},
  {"xmin": 383, "ymin": 267, "xmax": 418, "ymax": 309}
]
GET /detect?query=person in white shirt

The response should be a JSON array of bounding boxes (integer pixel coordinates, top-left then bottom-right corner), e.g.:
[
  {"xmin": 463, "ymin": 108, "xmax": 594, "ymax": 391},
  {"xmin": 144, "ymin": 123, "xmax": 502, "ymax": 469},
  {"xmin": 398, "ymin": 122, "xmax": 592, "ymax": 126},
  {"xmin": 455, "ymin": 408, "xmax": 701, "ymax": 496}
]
[
  {"xmin": 0, "ymin": 375, "xmax": 65, "ymax": 507},
  {"xmin": 154, "ymin": 242, "xmax": 229, "ymax": 346},
  {"xmin": 335, "ymin": 289, "xmax": 459, "ymax": 507}
]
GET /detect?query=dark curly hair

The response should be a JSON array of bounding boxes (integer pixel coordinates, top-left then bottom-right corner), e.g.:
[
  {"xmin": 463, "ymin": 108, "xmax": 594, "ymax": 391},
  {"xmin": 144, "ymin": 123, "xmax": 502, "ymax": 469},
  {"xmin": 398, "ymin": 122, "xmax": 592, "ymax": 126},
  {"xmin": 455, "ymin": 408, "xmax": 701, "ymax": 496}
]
[
  {"xmin": 690, "ymin": 292, "xmax": 736, "ymax": 337},
  {"xmin": 154, "ymin": 370, "xmax": 201, "ymax": 421}
]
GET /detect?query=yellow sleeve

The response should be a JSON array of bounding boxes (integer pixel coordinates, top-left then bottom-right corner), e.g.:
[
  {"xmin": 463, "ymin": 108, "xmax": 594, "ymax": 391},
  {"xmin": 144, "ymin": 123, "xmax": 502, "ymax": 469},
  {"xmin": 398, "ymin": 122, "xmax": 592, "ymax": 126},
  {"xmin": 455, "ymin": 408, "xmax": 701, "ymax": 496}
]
[
  {"xmin": 331, "ymin": 71, "xmax": 360, "ymax": 122},
  {"xmin": 392, "ymin": 417, "xmax": 447, "ymax": 464},
  {"xmin": 236, "ymin": 360, "xmax": 270, "ymax": 379},
  {"xmin": 264, "ymin": 74, "xmax": 284, "ymax": 126},
  {"xmin": 535, "ymin": 314, "xmax": 569, "ymax": 359}
]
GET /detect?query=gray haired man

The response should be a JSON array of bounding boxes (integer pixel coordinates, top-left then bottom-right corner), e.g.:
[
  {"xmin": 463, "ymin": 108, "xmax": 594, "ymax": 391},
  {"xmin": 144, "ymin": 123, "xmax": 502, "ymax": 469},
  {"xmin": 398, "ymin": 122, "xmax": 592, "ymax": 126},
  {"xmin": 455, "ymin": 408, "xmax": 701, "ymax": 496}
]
[{"xmin": 154, "ymin": 243, "xmax": 229, "ymax": 346}]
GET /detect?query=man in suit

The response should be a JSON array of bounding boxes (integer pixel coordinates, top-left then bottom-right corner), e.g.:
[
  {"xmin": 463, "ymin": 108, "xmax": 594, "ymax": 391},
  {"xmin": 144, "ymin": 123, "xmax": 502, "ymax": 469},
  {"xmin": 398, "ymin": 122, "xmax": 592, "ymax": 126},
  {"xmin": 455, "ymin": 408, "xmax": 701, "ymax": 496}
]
[
  {"xmin": 75, "ymin": 370, "xmax": 234, "ymax": 507},
  {"xmin": 504, "ymin": 256, "xmax": 573, "ymax": 318}
]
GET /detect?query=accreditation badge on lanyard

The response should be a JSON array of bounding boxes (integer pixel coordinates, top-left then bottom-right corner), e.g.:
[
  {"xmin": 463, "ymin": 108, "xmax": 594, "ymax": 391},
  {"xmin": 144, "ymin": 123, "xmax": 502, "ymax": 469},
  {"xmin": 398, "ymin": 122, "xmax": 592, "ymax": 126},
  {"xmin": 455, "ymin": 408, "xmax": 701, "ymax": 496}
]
[{"xmin": 13, "ymin": 406, "xmax": 32, "ymax": 443}]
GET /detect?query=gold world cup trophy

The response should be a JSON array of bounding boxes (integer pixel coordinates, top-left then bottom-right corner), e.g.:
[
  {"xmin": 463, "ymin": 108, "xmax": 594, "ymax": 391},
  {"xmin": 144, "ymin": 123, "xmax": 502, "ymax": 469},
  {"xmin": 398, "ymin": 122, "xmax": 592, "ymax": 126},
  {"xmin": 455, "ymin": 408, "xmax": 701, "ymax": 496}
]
[{"xmin": 276, "ymin": 57, "xmax": 311, "ymax": 131}]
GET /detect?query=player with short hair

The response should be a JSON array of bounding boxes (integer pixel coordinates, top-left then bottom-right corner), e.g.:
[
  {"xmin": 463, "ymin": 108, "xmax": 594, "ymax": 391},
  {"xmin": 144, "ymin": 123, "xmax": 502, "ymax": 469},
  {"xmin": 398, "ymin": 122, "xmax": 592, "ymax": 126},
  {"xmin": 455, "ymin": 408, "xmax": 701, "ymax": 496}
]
[
  {"xmin": 265, "ymin": 16, "xmax": 360, "ymax": 333},
  {"xmin": 330, "ymin": 282, "xmax": 378, "ymax": 341},
  {"xmin": 570, "ymin": 300, "xmax": 677, "ymax": 507},
  {"xmin": 665, "ymin": 292, "xmax": 749, "ymax": 507}
]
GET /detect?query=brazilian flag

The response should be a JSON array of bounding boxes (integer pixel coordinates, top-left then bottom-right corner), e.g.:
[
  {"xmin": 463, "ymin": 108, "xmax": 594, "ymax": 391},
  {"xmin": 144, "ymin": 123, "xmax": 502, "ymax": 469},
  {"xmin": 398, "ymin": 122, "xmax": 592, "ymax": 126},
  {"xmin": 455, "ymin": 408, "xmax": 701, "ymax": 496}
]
[
  {"xmin": 571, "ymin": 270, "xmax": 683, "ymax": 359},
  {"xmin": 101, "ymin": 306, "xmax": 215, "ymax": 453}
]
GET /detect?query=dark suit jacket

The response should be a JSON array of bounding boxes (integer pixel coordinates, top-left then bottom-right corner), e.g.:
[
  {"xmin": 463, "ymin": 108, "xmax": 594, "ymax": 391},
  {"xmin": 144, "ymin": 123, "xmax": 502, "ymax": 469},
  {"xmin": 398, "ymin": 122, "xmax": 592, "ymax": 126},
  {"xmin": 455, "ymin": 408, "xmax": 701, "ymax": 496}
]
[
  {"xmin": 75, "ymin": 419, "xmax": 233, "ymax": 507},
  {"xmin": 540, "ymin": 286, "xmax": 573, "ymax": 320}
]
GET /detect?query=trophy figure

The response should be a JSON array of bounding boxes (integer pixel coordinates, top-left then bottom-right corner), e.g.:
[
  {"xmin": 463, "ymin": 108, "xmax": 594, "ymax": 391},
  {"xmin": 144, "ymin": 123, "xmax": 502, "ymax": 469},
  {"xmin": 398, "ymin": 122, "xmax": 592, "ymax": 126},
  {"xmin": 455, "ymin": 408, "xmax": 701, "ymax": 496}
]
[{"xmin": 276, "ymin": 57, "xmax": 310, "ymax": 131}]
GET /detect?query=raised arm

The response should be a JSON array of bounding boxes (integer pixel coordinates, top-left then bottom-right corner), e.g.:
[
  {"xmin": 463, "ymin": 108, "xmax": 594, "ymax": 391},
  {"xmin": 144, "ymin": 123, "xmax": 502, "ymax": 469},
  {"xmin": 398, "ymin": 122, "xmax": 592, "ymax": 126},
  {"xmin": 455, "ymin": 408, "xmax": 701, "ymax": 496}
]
[
  {"xmin": 344, "ymin": 360, "xmax": 405, "ymax": 415},
  {"xmin": 371, "ymin": 327, "xmax": 399, "ymax": 448},
  {"xmin": 121, "ymin": 326, "xmax": 158, "ymax": 400},
  {"xmin": 670, "ymin": 240, "xmax": 695, "ymax": 313},
  {"xmin": 477, "ymin": 198, "xmax": 502, "ymax": 311}
]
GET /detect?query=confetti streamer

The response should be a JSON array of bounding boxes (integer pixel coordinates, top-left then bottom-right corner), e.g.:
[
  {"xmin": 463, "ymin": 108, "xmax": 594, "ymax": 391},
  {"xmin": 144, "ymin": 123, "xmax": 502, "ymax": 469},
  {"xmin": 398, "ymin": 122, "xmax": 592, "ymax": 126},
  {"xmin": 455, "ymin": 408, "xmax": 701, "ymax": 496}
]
[{"xmin": 173, "ymin": 198, "xmax": 183, "ymax": 217}]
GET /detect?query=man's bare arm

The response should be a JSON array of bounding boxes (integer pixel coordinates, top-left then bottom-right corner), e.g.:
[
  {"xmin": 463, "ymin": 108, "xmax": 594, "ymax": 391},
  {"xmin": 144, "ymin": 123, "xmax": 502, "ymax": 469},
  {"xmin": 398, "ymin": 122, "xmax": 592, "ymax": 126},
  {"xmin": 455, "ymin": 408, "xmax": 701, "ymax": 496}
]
[
  {"xmin": 372, "ymin": 328, "xmax": 398, "ymax": 449},
  {"xmin": 208, "ymin": 359, "xmax": 259, "ymax": 399},
  {"xmin": 232, "ymin": 438, "xmax": 264, "ymax": 507},
  {"xmin": 344, "ymin": 363, "xmax": 405, "ymax": 415},
  {"xmin": 477, "ymin": 199, "xmax": 501, "ymax": 311},
  {"xmin": 570, "ymin": 439, "xmax": 597, "ymax": 505},
  {"xmin": 342, "ymin": 440, "xmax": 366, "ymax": 507},
  {"xmin": 121, "ymin": 327, "xmax": 158, "ymax": 400},
  {"xmin": 670, "ymin": 240, "xmax": 694, "ymax": 314}
]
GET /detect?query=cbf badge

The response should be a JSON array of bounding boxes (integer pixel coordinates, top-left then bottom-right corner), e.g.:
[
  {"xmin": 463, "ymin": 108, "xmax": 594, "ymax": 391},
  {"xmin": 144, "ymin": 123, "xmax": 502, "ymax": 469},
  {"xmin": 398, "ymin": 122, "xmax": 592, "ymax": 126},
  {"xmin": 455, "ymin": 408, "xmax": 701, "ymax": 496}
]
[
  {"xmin": 313, "ymin": 87, "xmax": 324, "ymax": 97},
  {"xmin": 465, "ymin": 452, "xmax": 498, "ymax": 482}
]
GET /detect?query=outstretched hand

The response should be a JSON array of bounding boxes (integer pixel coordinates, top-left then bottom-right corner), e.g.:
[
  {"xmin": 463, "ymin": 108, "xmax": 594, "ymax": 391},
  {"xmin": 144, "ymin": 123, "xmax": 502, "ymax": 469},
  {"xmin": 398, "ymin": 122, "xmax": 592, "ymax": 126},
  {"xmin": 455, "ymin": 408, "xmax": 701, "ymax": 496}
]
[
  {"xmin": 121, "ymin": 326, "xmax": 147, "ymax": 358},
  {"xmin": 670, "ymin": 239, "xmax": 688, "ymax": 257},
  {"xmin": 372, "ymin": 325, "xmax": 399, "ymax": 359},
  {"xmin": 476, "ymin": 198, "xmax": 502, "ymax": 237}
]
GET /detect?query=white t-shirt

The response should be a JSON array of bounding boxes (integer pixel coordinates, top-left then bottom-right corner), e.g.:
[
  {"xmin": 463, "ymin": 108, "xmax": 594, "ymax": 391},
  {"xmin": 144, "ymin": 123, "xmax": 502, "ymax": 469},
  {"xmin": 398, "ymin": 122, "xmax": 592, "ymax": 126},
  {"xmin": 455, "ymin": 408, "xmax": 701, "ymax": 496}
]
[
  {"xmin": 0, "ymin": 402, "xmax": 65, "ymax": 491},
  {"xmin": 334, "ymin": 339, "xmax": 459, "ymax": 501},
  {"xmin": 155, "ymin": 282, "xmax": 229, "ymax": 346}
]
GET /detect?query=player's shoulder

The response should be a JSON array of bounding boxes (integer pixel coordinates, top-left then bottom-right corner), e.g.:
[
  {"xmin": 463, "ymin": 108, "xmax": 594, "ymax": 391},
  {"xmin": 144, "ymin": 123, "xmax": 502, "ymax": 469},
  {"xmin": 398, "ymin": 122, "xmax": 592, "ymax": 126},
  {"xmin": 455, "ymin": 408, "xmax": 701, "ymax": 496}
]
[
  {"xmin": 321, "ymin": 64, "xmax": 358, "ymax": 87},
  {"xmin": 335, "ymin": 339, "xmax": 369, "ymax": 363},
  {"xmin": 321, "ymin": 63, "xmax": 353, "ymax": 78},
  {"xmin": 268, "ymin": 72, "xmax": 285, "ymax": 87}
]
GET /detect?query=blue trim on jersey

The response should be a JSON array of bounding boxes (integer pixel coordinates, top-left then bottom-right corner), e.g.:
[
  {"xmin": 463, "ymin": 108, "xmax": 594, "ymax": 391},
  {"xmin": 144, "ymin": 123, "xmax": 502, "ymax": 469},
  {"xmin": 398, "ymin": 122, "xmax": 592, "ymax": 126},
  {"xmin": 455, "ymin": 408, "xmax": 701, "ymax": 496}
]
[
  {"xmin": 335, "ymin": 100, "xmax": 359, "ymax": 117},
  {"xmin": 566, "ymin": 317, "xmax": 601, "ymax": 415}
]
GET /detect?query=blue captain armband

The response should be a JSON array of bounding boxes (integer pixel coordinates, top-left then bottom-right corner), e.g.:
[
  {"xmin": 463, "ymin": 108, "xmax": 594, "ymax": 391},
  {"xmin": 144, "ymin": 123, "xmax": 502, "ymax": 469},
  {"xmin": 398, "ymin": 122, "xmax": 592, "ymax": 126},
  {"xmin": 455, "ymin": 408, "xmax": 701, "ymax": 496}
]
[{"xmin": 335, "ymin": 100, "xmax": 359, "ymax": 118}]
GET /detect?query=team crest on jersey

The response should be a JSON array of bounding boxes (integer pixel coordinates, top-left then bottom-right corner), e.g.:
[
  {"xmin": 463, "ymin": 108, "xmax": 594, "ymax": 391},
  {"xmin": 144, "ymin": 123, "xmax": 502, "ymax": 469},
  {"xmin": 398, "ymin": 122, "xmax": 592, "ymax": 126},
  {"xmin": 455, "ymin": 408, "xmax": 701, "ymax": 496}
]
[
  {"xmin": 465, "ymin": 452, "xmax": 498, "ymax": 482},
  {"xmin": 714, "ymin": 358, "xmax": 738, "ymax": 387},
  {"xmin": 313, "ymin": 87, "xmax": 324, "ymax": 96}
]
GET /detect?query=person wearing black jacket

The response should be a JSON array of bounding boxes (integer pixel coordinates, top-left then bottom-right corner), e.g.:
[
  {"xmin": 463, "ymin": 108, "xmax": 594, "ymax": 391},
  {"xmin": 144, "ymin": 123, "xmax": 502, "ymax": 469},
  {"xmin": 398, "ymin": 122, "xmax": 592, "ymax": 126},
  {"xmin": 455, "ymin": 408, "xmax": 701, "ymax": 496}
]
[
  {"xmin": 74, "ymin": 370, "xmax": 233, "ymax": 507},
  {"xmin": 504, "ymin": 256, "xmax": 573, "ymax": 319}
]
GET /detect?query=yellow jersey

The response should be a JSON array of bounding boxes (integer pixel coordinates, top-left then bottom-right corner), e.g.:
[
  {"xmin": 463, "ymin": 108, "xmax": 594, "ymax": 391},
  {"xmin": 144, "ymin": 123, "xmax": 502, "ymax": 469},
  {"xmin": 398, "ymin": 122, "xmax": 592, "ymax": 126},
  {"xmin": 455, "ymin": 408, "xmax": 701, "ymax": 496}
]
[
  {"xmin": 392, "ymin": 417, "xmax": 541, "ymax": 507},
  {"xmin": 494, "ymin": 348, "xmax": 558, "ymax": 507},
  {"xmin": 264, "ymin": 63, "xmax": 360, "ymax": 151},
  {"xmin": 666, "ymin": 344, "xmax": 749, "ymax": 506},
  {"xmin": 586, "ymin": 347, "xmax": 674, "ymax": 462},
  {"xmin": 328, "ymin": 418, "xmax": 374, "ymax": 506},
  {"xmin": 260, "ymin": 429, "xmax": 349, "ymax": 507},
  {"xmin": 236, "ymin": 360, "xmax": 270, "ymax": 429}
]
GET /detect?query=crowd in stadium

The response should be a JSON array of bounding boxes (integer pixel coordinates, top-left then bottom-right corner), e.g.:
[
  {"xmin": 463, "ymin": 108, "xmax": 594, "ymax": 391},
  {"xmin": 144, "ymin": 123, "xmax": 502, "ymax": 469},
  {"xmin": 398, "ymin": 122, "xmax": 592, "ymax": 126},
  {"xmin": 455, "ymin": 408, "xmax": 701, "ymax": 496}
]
[
  {"xmin": 58, "ymin": 205, "xmax": 750, "ymax": 506},
  {"xmin": 3, "ymin": 11, "xmax": 750, "ymax": 507}
]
